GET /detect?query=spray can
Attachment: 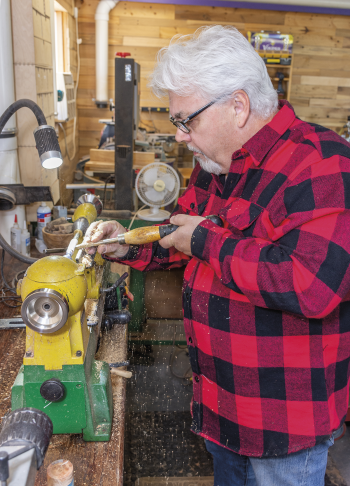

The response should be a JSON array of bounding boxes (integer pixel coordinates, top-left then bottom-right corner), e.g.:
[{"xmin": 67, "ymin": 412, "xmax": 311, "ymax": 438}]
[
  {"xmin": 47, "ymin": 459, "xmax": 74, "ymax": 486},
  {"xmin": 37, "ymin": 202, "xmax": 51, "ymax": 240},
  {"xmin": 10, "ymin": 215, "xmax": 21, "ymax": 251},
  {"xmin": 21, "ymin": 221, "xmax": 30, "ymax": 257}
]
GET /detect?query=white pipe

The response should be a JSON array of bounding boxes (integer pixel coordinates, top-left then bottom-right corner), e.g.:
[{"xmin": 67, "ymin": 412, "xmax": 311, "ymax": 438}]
[
  {"xmin": 95, "ymin": 0, "xmax": 119, "ymax": 105},
  {"xmin": 0, "ymin": 0, "xmax": 25, "ymax": 244}
]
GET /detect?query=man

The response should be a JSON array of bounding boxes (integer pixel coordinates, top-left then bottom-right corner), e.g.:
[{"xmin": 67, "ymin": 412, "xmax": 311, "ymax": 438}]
[{"xmin": 85, "ymin": 26, "xmax": 350, "ymax": 486}]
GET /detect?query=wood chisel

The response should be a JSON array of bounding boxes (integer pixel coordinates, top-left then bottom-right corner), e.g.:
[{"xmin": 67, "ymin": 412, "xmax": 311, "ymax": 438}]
[
  {"xmin": 44, "ymin": 215, "xmax": 223, "ymax": 253},
  {"xmin": 74, "ymin": 214, "xmax": 223, "ymax": 249}
]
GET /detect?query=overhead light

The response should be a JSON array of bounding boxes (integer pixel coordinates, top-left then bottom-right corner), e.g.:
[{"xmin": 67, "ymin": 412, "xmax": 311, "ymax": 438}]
[{"xmin": 33, "ymin": 125, "xmax": 63, "ymax": 169}]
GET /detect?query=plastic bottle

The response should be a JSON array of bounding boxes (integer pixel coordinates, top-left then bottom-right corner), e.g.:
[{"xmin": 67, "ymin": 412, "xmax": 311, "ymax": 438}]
[
  {"xmin": 37, "ymin": 202, "xmax": 51, "ymax": 240},
  {"xmin": 10, "ymin": 215, "xmax": 21, "ymax": 251},
  {"xmin": 21, "ymin": 221, "xmax": 30, "ymax": 257}
]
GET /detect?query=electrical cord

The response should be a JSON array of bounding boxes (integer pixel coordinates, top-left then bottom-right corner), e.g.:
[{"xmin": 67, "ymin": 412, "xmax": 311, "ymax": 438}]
[
  {"xmin": 0, "ymin": 250, "xmax": 22, "ymax": 308},
  {"xmin": 169, "ymin": 323, "xmax": 192, "ymax": 386},
  {"xmin": 127, "ymin": 205, "xmax": 147, "ymax": 230},
  {"xmin": 103, "ymin": 174, "xmax": 115, "ymax": 207},
  {"xmin": 58, "ymin": 122, "xmax": 73, "ymax": 162}
]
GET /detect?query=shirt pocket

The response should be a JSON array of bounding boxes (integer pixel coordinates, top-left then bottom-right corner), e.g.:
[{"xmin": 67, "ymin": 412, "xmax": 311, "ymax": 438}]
[
  {"xmin": 219, "ymin": 197, "xmax": 264, "ymax": 235},
  {"xmin": 177, "ymin": 185, "xmax": 210, "ymax": 216}
]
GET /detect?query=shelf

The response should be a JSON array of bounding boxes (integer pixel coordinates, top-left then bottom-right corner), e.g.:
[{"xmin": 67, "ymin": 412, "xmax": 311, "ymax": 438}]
[{"xmin": 266, "ymin": 64, "xmax": 291, "ymax": 68}]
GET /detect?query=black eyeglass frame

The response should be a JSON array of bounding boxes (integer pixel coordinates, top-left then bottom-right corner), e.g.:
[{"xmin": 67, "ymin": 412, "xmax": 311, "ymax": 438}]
[{"xmin": 169, "ymin": 100, "xmax": 216, "ymax": 133}]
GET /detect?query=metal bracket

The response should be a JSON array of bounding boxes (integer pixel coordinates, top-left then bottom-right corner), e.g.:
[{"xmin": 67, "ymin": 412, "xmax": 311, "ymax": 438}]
[
  {"xmin": 0, "ymin": 318, "xmax": 26, "ymax": 330},
  {"xmin": 0, "ymin": 184, "xmax": 53, "ymax": 206}
]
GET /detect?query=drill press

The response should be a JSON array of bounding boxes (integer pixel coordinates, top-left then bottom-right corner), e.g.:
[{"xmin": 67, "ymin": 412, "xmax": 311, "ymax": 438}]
[{"xmin": 11, "ymin": 195, "xmax": 115, "ymax": 441}]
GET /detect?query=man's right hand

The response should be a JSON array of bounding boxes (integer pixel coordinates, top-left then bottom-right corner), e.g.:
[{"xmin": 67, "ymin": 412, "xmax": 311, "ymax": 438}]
[{"xmin": 83, "ymin": 220, "xmax": 130, "ymax": 259}]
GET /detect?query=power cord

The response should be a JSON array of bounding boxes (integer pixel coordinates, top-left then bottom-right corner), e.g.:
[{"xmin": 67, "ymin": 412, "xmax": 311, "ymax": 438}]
[
  {"xmin": 0, "ymin": 249, "xmax": 22, "ymax": 308},
  {"xmin": 169, "ymin": 323, "xmax": 192, "ymax": 386}
]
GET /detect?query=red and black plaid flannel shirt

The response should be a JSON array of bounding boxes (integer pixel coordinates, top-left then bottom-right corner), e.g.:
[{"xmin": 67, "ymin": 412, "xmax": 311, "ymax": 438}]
[{"xmin": 111, "ymin": 101, "xmax": 350, "ymax": 457}]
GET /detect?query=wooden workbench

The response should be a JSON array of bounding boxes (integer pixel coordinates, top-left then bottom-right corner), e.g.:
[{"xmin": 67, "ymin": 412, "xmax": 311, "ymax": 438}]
[{"xmin": 0, "ymin": 249, "xmax": 127, "ymax": 485}]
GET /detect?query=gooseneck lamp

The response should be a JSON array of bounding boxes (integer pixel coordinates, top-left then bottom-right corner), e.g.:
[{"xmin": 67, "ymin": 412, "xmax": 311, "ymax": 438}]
[
  {"xmin": 0, "ymin": 99, "xmax": 63, "ymax": 265},
  {"xmin": 0, "ymin": 99, "xmax": 63, "ymax": 169}
]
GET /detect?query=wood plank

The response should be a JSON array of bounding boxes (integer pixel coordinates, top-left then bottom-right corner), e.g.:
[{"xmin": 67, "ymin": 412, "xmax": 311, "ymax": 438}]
[
  {"xmin": 293, "ymin": 55, "xmax": 350, "ymax": 72},
  {"xmin": 77, "ymin": 1, "xmax": 178, "ymax": 21},
  {"xmin": 293, "ymin": 45, "xmax": 350, "ymax": 58},
  {"xmin": 294, "ymin": 105, "xmax": 350, "ymax": 120},
  {"xmin": 289, "ymin": 97, "xmax": 310, "ymax": 108},
  {"xmin": 337, "ymin": 87, "xmax": 350, "ymax": 100},
  {"xmin": 284, "ymin": 12, "xmax": 350, "ymax": 30},
  {"xmin": 86, "ymin": 150, "xmax": 155, "ymax": 170},
  {"xmin": 293, "ymin": 34, "xmax": 343, "ymax": 49},
  {"xmin": 309, "ymin": 98, "xmax": 350, "ymax": 109},
  {"xmin": 301, "ymin": 76, "xmax": 350, "ymax": 88},
  {"xmin": 175, "ymin": 5, "xmax": 285, "ymax": 25},
  {"xmin": 122, "ymin": 36, "xmax": 169, "ymax": 48}
]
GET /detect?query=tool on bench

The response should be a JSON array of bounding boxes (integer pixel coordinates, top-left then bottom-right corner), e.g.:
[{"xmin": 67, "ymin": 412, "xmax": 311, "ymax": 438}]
[
  {"xmin": 109, "ymin": 360, "xmax": 132, "ymax": 379},
  {"xmin": 46, "ymin": 215, "xmax": 224, "ymax": 253}
]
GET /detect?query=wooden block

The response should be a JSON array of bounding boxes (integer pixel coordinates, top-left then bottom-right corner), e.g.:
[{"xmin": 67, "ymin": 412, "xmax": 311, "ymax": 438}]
[
  {"xmin": 90, "ymin": 149, "xmax": 115, "ymax": 164},
  {"xmin": 87, "ymin": 150, "xmax": 155, "ymax": 171}
]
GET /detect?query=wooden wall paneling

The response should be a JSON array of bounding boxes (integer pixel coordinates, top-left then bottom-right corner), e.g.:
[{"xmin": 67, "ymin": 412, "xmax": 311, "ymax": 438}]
[{"xmin": 77, "ymin": 1, "xmax": 350, "ymax": 159}]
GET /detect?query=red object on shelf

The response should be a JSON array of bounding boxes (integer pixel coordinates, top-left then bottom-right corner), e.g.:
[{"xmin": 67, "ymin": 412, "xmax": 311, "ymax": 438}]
[{"xmin": 116, "ymin": 52, "xmax": 131, "ymax": 58}]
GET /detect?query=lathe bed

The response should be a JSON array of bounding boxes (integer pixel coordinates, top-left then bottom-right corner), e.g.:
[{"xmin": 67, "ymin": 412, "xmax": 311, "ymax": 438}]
[{"xmin": 0, "ymin": 249, "xmax": 127, "ymax": 485}]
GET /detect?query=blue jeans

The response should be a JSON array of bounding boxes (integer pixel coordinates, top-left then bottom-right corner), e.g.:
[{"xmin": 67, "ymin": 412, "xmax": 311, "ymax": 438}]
[{"xmin": 205, "ymin": 436, "xmax": 334, "ymax": 486}]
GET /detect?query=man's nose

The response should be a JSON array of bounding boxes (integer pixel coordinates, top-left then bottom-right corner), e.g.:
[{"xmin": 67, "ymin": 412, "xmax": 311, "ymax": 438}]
[{"xmin": 175, "ymin": 127, "xmax": 191, "ymax": 143}]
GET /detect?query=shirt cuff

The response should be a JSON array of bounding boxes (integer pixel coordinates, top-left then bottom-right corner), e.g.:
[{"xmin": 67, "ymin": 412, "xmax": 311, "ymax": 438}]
[
  {"xmin": 191, "ymin": 219, "xmax": 229, "ymax": 263},
  {"xmin": 102, "ymin": 244, "xmax": 140, "ymax": 263}
]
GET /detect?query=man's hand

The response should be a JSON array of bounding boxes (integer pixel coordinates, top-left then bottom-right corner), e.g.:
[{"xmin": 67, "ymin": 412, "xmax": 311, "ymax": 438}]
[
  {"xmin": 83, "ymin": 220, "xmax": 129, "ymax": 259},
  {"xmin": 159, "ymin": 214, "xmax": 205, "ymax": 256}
]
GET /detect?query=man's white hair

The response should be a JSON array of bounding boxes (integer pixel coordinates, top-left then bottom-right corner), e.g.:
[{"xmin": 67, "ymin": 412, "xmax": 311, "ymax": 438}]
[{"xmin": 149, "ymin": 25, "xmax": 278, "ymax": 119}]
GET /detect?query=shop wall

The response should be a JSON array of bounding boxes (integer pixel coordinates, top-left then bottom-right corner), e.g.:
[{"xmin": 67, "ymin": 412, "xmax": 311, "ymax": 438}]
[
  {"xmin": 77, "ymin": 1, "xmax": 350, "ymax": 157},
  {"xmin": 55, "ymin": 0, "xmax": 80, "ymax": 207}
]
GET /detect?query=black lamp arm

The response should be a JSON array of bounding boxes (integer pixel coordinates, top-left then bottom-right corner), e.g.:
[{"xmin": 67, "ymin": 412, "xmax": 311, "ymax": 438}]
[{"xmin": 0, "ymin": 99, "xmax": 47, "ymax": 135}]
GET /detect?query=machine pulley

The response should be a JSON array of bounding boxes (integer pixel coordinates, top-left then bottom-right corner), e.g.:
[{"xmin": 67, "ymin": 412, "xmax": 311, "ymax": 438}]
[{"xmin": 21, "ymin": 288, "xmax": 69, "ymax": 334}]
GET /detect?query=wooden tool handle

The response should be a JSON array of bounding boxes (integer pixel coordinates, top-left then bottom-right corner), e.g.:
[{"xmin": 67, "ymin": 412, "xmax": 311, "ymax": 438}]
[
  {"xmin": 110, "ymin": 368, "xmax": 132, "ymax": 378},
  {"xmin": 123, "ymin": 226, "xmax": 161, "ymax": 245}
]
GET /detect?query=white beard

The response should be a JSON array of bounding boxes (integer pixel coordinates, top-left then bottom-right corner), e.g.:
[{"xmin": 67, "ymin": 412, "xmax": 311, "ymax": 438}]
[{"xmin": 187, "ymin": 145, "xmax": 222, "ymax": 176}]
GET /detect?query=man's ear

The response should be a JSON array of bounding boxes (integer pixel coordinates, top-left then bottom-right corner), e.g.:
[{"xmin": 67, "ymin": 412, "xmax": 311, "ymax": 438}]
[{"xmin": 232, "ymin": 90, "xmax": 250, "ymax": 128}]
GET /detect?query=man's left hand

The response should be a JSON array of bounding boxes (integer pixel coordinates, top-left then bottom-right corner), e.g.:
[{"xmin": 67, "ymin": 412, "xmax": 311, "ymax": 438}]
[{"xmin": 159, "ymin": 214, "xmax": 205, "ymax": 256}]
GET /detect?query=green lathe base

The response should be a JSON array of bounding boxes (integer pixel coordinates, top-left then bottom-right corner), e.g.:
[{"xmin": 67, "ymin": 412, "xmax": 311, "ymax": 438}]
[{"xmin": 12, "ymin": 360, "xmax": 113, "ymax": 441}]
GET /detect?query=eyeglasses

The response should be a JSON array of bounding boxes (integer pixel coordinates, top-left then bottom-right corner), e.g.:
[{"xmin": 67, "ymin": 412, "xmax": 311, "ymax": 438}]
[{"xmin": 169, "ymin": 100, "xmax": 217, "ymax": 134}]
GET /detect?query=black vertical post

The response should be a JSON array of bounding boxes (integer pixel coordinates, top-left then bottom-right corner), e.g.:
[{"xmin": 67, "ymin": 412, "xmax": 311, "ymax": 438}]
[{"xmin": 114, "ymin": 58, "xmax": 135, "ymax": 210}]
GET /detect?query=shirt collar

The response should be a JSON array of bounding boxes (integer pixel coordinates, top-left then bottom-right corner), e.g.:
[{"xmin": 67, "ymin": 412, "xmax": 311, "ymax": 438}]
[{"xmin": 232, "ymin": 100, "xmax": 296, "ymax": 167}]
